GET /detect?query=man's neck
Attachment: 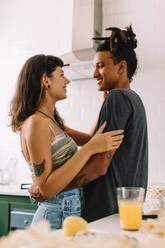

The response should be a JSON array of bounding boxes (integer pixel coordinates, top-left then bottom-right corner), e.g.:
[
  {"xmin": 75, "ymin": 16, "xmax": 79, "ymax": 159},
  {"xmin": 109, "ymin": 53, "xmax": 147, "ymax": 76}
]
[{"xmin": 115, "ymin": 78, "xmax": 130, "ymax": 89}]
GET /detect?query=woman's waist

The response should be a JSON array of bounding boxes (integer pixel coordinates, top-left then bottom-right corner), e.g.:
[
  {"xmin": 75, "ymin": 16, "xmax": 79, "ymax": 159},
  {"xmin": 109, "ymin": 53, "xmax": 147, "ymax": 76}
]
[{"xmin": 41, "ymin": 188, "xmax": 83, "ymax": 205}]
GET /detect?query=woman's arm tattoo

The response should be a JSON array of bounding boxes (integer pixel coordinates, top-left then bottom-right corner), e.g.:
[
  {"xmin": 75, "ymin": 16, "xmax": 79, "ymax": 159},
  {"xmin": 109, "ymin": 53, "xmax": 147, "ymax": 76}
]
[{"xmin": 33, "ymin": 160, "xmax": 46, "ymax": 177}]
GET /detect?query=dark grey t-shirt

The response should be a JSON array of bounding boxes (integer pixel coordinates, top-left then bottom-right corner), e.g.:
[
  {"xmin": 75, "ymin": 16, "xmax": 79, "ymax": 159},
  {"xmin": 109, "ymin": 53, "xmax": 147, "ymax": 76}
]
[{"xmin": 82, "ymin": 89, "xmax": 148, "ymax": 222}]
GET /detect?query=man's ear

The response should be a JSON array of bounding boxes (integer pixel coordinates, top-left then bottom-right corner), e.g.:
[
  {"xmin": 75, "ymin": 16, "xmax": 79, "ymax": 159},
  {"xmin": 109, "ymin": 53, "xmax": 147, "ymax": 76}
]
[{"xmin": 118, "ymin": 60, "xmax": 127, "ymax": 74}]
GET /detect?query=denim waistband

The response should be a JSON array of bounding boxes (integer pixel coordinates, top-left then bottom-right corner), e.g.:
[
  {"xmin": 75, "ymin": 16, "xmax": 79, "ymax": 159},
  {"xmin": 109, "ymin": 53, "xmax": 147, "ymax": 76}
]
[{"xmin": 41, "ymin": 188, "xmax": 83, "ymax": 205}]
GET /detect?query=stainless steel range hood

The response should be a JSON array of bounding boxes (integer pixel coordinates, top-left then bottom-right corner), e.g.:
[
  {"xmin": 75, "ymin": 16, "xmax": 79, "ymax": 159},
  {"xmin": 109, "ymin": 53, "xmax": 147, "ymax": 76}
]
[{"xmin": 60, "ymin": 0, "xmax": 102, "ymax": 81}]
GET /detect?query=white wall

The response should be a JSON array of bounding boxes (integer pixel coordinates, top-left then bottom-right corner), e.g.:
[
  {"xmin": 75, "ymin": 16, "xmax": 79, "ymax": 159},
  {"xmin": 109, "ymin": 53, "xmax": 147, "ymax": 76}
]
[
  {"xmin": 102, "ymin": 0, "xmax": 165, "ymax": 183},
  {"xmin": 0, "ymin": 0, "xmax": 165, "ymax": 185},
  {"xmin": 0, "ymin": 0, "xmax": 74, "ymax": 183}
]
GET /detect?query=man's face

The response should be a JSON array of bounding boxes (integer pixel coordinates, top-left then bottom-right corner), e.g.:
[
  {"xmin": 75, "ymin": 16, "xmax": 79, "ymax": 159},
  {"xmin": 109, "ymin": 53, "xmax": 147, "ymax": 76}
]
[{"xmin": 93, "ymin": 51, "xmax": 120, "ymax": 91}]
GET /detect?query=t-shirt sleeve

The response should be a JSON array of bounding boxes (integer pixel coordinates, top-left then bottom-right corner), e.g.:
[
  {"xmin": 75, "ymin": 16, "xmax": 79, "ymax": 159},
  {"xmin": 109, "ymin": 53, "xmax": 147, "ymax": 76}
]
[{"xmin": 95, "ymin": 90, "xmax": 132, "ymax": 133}]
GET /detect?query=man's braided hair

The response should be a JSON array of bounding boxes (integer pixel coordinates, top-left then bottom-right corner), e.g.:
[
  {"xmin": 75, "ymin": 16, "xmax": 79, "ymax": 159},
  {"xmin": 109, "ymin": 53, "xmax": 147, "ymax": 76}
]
[{"xmin": 93, "ymin": 25, "xmax": 138, "ymax": 82}]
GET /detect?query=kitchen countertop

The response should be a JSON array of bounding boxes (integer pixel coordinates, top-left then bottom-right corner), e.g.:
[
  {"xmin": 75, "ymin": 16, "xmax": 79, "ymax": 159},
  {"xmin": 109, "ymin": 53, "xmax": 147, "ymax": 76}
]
[
  {"xmin": 88, "ymin": 214, "xmax": 139, "ymax": 236},
  {"xmin": 88, "ymin": 214, "xmax": 155, "ymax": 243},
  {"xmin": 0, "ymin": 185, "xmax": 29, "ymax": 196},
  {"xmin": 53, "ymin": 214, "xmax": 153, "ymax": 246},
  {"xmin": 88, "ymin": 214, "xmax": 120, "ymax": 234}
]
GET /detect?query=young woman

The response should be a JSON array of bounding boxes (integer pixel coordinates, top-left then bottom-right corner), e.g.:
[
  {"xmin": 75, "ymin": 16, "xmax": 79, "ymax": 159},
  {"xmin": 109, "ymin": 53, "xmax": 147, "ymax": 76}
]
[{"xmin": 10, "ymin": 54, "xmax": 123, "ymax": 229}]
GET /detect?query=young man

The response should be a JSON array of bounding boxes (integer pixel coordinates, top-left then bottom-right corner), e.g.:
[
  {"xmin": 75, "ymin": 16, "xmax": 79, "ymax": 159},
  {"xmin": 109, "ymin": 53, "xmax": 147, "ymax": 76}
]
[
  {"xmin": 29, "ymin": 25, "xmax": 148, "ymax": 223},
  {"xmin": 81, "ymin": 26, "xmax": 148, "ymax": 222}
]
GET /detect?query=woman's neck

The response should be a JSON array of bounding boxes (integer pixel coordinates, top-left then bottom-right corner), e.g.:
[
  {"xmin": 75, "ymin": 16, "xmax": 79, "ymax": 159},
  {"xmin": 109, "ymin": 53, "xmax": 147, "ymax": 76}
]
[
  {"xmin": 37, "ymin": 102, "xmax": 55, "ymax": 118},
  {"xmin": 38, "ymin": 94, "xmax": 57, "ymax": 116}
]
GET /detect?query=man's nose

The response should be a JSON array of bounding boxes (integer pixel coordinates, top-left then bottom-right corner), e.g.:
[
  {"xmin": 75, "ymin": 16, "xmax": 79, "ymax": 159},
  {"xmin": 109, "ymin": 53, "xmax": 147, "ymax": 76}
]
[{"xmin": 93, "ymin": 68, "xmax": 100, "ymax": 78}]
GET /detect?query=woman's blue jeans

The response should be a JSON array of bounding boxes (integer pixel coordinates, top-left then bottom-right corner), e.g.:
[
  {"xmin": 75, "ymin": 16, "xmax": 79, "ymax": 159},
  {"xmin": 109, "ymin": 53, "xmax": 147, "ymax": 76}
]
[{"xmin": 31, "ymin": 188, "xmax": 83, "ymax": 230}]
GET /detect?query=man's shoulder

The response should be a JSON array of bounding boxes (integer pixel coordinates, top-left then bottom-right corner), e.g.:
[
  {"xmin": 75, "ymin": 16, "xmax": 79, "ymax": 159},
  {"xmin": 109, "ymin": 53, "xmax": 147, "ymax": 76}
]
[
  {"xmin": 105, "ymin": 89, "xmax": 133, "ymax": 104},
  {"xmin": 108, "ymin": 88, "xmax": 139, "ymax": 98},
  {"xmin": 106, "ymin": 88, "xmax": 142, "ymax": 105}
]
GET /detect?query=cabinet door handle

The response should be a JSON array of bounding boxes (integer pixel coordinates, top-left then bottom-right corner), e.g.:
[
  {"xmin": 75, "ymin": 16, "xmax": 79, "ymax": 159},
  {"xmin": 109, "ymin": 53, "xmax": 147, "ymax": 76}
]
[{"xmin": 24, "ymin": 218, "xmax": 28, "ymax": 224}]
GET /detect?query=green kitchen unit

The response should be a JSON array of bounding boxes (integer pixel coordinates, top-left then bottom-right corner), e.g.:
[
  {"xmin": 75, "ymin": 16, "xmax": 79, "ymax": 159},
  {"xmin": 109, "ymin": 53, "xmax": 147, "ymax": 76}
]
[{"xmin": 0, "ymin": 194, "xmax": 37, "ymax": 237}]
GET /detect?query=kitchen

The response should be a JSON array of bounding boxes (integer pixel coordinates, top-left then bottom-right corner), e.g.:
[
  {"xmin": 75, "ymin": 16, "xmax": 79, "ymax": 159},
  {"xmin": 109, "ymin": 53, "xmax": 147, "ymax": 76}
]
[{"xmin": 0, "ymin": 0, "xmax": 165, "ymax": 246}]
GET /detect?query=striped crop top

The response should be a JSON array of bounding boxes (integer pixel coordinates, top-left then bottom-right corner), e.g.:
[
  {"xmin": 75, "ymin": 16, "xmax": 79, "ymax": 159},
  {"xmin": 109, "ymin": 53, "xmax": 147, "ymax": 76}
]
[
  {"xmin": 28, "ymin": 127, "xmax": 78, "ymax": 172},
  {"xmin": 51, "ymin": 131, "xmax": 78, "ymax": 170}
]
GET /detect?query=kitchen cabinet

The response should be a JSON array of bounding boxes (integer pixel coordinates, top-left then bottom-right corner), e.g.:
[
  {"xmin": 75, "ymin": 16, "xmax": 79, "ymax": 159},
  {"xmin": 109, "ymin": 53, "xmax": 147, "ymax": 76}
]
[
  {"xmin": 0, "ymin": 194, "xmax": 37, "ymax": 237},
  {"xmin": 0, "ymin": 200, "xmax": 9, "ymax": 237}
]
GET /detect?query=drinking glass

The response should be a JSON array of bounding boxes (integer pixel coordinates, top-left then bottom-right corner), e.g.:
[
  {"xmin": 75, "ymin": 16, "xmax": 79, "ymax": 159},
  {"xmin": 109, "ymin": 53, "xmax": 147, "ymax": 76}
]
[{"xmin": 117, "ymin": 187, "xmax": 145, "ymax": 230}]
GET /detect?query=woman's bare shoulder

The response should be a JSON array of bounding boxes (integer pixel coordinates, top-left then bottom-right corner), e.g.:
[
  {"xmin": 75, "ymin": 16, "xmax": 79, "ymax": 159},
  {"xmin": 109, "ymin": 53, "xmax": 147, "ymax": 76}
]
[{"xmin": 22, "ymin": 114, "xmax": 49, "ymax": 137}]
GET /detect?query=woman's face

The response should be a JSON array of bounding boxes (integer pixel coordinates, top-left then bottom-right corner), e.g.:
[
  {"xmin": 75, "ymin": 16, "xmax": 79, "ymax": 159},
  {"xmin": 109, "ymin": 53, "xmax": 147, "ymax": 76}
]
[{"xmin": 47, "ymin": 67, "xmax": 70, "ymax": 101}]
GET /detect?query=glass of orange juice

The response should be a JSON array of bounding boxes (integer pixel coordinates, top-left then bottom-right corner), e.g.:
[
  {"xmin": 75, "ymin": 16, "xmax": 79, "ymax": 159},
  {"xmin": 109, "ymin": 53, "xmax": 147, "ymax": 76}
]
[{"xmin": 117, "ymin": 187, "xmax": 145, "ymax": 231}]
